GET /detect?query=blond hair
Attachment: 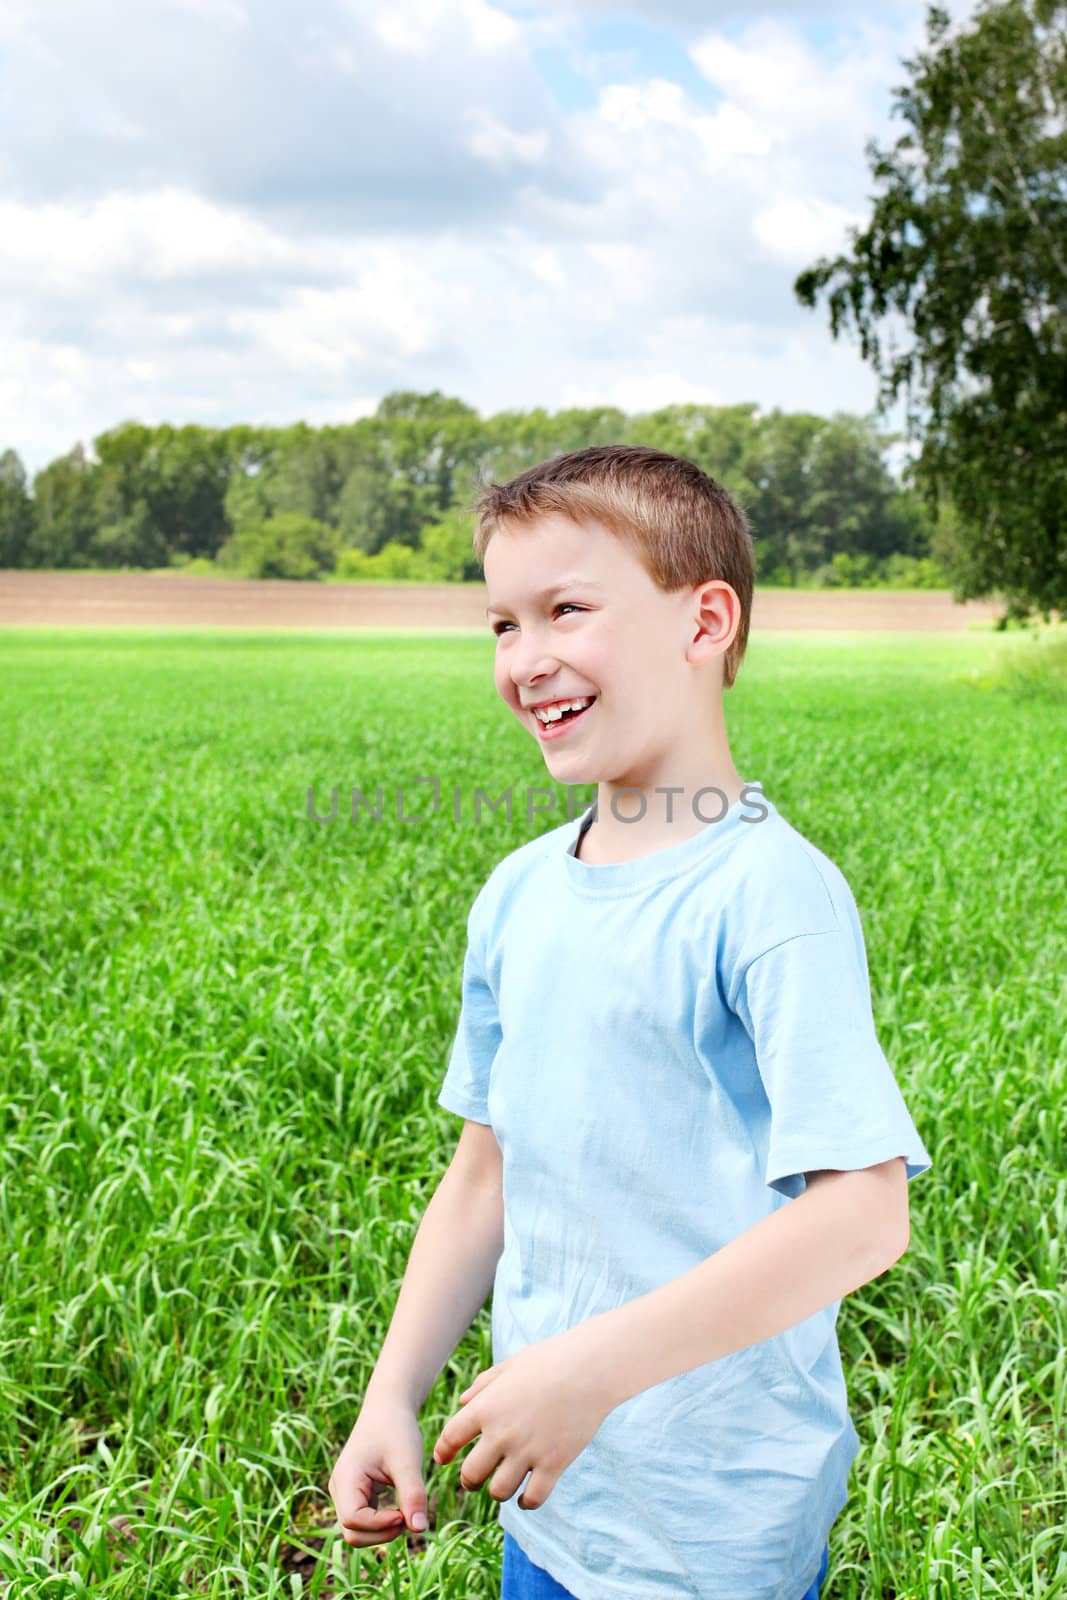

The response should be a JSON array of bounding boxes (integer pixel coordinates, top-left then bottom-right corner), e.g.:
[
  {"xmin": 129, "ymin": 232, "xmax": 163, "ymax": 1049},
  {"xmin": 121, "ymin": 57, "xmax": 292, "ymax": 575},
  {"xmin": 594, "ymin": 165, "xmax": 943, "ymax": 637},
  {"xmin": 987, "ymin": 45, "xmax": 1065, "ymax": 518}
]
[{"xmin": 469, "ymin": 444, "xmax": 754, "ymax": 688}]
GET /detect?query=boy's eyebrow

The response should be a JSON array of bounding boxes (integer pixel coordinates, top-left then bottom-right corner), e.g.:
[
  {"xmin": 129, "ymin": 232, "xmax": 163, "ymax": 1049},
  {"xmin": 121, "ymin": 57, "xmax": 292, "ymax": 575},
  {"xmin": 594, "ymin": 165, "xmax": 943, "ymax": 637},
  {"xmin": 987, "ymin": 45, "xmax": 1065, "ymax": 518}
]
[{"xmin": 485, "ymin": 579, "xmax": 603, "ymax": 618}]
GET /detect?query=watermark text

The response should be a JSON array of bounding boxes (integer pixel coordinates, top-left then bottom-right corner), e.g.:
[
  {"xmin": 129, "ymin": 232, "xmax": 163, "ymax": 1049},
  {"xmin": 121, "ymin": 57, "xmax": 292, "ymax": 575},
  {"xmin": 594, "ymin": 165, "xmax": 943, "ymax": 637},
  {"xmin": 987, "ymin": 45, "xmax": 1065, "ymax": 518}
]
[{"xmin": 306, "ymin": 780, "xmax": 769, "ymax": 827}]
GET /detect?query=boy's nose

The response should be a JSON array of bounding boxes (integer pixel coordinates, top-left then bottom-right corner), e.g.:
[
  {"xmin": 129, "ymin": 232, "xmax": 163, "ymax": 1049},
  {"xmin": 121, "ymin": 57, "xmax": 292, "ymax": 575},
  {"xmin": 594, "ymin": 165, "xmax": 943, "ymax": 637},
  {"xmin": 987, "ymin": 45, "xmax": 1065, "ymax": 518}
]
[{"xmin": 510, "ymin": 648, "xmax": 562, "ymax": 693}]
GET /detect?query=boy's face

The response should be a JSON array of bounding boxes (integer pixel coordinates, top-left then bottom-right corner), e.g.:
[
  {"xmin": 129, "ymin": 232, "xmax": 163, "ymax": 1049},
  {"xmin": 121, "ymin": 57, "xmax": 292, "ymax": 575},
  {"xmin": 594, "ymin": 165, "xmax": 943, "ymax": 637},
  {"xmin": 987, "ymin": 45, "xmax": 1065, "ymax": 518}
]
[{"xmin": 483, "ymin": 513, "xmax": 733, "ymax": 796}]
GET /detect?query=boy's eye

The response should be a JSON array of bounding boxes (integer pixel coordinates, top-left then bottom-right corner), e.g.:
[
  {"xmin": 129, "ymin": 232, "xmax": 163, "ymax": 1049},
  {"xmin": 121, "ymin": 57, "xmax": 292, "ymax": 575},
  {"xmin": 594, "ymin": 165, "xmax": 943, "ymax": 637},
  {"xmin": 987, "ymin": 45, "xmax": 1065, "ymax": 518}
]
[{"xmin": 491, "ymin": 603, "xmax": 584, "ymax": 637}]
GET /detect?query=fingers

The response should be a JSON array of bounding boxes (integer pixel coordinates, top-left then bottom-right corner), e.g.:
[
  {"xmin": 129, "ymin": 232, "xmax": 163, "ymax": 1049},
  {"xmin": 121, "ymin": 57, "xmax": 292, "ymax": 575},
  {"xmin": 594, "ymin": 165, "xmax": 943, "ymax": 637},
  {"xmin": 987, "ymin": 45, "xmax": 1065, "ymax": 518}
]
[
  {"xmin": 488, "ymin": 1460, "xmax": 532, "ymax": 1506},
  {"xmin": 336, "ymin": 1506, "xmax": 408, "ymax": 1548},
  {"xmin": 516, "ymin": 1466, "xmax": 548, "ymax": 1512},
  {"xmin": 393, "ymin": 1468, "xmax": 429, "ymax": 1533},
  {"xmin": 453, "ymin": 1436, "xmax": 506, "ymax": 1496},
  {"xmin": 329, "ymin": 1473, "xmax": 406, "ymax": 1549},
  {"xmin": 434, "ymin": 1411, "xmax": 479, "ymax": 1465}
]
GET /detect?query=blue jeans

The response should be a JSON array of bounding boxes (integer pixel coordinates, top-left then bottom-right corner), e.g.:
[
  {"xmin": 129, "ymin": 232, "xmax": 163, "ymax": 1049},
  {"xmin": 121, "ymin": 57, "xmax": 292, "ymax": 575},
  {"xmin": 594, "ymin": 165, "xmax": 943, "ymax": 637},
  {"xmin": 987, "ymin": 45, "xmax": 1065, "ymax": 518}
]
[{"xmin": 502, "ymin": 1531, "xmax": 831, "ymax": 1599}]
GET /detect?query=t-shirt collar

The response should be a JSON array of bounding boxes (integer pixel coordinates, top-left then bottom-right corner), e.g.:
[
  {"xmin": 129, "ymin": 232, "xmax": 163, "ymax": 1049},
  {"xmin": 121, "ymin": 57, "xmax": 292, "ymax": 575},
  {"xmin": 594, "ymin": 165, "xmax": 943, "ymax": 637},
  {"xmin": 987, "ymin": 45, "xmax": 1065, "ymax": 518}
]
[{"xmin": 562, "ymin": 783, "xmax": 771, "ymax": 895}]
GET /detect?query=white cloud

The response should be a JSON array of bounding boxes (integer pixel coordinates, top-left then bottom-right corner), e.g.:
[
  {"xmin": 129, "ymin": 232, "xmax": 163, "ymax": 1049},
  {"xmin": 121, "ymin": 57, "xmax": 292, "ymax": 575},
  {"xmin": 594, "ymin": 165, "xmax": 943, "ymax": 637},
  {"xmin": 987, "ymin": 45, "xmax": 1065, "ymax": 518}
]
[
  {"xmin": 0, "ymin": 336, "xmax": 93, "ymax": 456},
  {"xmin": 372, "ymin": 0, "xmax": 521, "ymax": 53},
  {"xmin": 598, "ymin": 77, "xmax": 686, "ymax": 131},
  {"xmin": 0, "ymin": 189, "xmax": 302, "ymax": 291},
  {"xmin": 752, "ymin": 197, "xmax": 865, "ymax": 265},
  {"xmin": 0, "ymin": 0, "xmax": 559, "ymax": 228},
  {"xmin": 464, "ymin": 110, "xmax": 549, "ymax": 167},
  {"xmin": 529, "ymin": 250, "xmax": 565, "ymax": 286},
  {"xmin": 497, "ymin": 0, "xmax": 892, "ymax": 27},
  {"xmin": 230, "ymin": 253, "xmax": 446, "ymax": 373},
  {"xmin": 690, "ymin": 19, "xmax": 907, "ymax": 151},
  {"xmin": 597, "ymin": 77, "xmax": 771, "ymax": 160},
  {"xmin": 166, "ymin": 0, "xmax": 247, "ymax": 26},
  {"xmin": 0, "ymin": 0, "xmax": 973, "ymax": 474},
  {"xmin": 561, "ymin": 372, "xmax": 724, "ymax": 413}
]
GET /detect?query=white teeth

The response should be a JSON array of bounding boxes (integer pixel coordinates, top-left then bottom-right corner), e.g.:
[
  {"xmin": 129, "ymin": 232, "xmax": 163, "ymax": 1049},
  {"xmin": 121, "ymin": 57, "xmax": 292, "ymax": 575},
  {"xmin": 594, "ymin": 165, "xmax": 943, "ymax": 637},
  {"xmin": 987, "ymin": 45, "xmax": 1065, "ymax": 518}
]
[{"xmin": 534, "ymin": 696, "xmax": 594, "ymax": 724}]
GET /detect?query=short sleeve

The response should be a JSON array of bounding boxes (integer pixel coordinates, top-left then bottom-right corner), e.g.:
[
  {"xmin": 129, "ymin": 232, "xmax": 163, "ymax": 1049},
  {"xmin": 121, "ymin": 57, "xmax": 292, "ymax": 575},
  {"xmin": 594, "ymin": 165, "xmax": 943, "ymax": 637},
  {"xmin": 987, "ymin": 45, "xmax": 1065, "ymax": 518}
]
[
  {"xmin": 437, "ymin": 903, "xmax": 501, "ymax": 1125},
  {"xmin": 733, "ymin": 927, "xmax": 933, "ymax": 1201}
]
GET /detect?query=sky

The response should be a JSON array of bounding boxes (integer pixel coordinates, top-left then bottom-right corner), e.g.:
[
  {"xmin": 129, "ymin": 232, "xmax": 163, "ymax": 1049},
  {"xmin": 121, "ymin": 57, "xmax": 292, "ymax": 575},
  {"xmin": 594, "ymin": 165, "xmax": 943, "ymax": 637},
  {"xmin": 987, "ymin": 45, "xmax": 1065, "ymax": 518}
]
[{"xmin": 0, "ymin": 0, "xmax": 979, "ymax": 477}]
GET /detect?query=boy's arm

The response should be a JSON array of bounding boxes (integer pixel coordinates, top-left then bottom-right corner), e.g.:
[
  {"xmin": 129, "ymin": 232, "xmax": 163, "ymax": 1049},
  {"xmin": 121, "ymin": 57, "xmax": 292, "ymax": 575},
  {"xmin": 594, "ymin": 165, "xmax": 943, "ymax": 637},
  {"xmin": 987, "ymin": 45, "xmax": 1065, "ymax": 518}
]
[
  {"xmin": 363, "ymin": 1132, "xmax": 505, "ymax": 1412},
  {"xmin": 580, "ymin": 1157, "xmax": 908, "ymax": 1413}
]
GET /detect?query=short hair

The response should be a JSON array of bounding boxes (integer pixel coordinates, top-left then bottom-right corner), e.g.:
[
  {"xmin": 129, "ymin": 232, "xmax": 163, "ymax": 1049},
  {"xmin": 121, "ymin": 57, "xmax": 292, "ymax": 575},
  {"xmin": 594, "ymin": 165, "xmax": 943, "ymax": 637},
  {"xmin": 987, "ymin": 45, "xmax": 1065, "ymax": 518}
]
[{"xmin": 469, "ymin": 444, "xmax": 754, "ymax": 689}]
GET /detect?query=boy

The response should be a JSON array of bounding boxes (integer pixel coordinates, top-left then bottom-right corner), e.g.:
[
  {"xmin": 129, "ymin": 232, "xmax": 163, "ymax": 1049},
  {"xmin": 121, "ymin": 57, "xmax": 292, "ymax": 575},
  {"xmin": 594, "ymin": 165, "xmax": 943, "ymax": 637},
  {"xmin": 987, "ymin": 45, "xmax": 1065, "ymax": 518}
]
[{"xmin": 329, "ymin": 445, "xmax": 932, "ymax": 1600}]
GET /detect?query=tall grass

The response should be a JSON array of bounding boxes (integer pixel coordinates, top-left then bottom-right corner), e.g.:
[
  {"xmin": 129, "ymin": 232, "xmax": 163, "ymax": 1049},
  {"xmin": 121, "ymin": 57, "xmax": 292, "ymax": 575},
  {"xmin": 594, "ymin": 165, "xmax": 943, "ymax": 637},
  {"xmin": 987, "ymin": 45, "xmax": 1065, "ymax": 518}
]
[{"xmin": 0, "ymin": 629, "xmax": 1063, "ymax": 1597}]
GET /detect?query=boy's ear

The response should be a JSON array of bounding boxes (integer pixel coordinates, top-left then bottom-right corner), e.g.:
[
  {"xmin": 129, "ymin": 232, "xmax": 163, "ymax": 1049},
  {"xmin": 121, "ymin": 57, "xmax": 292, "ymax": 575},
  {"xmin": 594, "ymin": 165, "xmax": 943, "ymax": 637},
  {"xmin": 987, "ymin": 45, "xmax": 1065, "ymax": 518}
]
[{"xmin": 687, "ymin": 580, "xmax": 740, "ymax": 662}]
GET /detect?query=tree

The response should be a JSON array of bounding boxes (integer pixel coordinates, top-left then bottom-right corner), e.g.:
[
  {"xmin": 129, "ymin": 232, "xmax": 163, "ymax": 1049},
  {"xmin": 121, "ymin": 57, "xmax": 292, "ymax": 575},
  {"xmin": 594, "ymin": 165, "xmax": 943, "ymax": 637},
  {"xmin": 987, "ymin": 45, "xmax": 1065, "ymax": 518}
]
[
  {"xmin": 0, "ymin": 450, "xmax": 35, "ymax": 566},
  {"xmin": 374, "ymin": 389, "xmax": 484, "ymax": 510},
  {"xmin": 153, "ymin": 424, "xmax": 233, "ymax": 559},
  {"xmin": 795, "ymin": 0, "xmax": 1067, "ymax": 625},
  {"xmin": 335, "ymin": 459, "xmax": 408, "ymax": 553},
  {"xmin": 30, "ymin": 445, "xmax": 99, "ymax": 568},
  {"xmin": 268, "ymin": 423, "xmax": 344, "ymax": 525},
  {"xmin": 220, "ymin": 513, "xmax": 340, "ymax": 580},
  {"xmin": 89, "ymin": 421, "xmax": 232, "ymax": 564},
  {"xmin": 90, "ymin": 497, "xmax": 165, "ymax": 568},
  {"xmin": 415, "ymin": 507, "xmax": 482, "ymax": 582}
]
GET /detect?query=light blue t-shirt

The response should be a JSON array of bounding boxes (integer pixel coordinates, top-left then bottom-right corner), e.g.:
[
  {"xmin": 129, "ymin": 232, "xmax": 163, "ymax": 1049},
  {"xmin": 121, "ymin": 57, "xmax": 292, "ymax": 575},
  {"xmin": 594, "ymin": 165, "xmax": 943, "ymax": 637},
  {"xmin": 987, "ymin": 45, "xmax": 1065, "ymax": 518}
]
[{"xmin": 438, "ymin": 783, "xmax": 932, "ymax": 1600}]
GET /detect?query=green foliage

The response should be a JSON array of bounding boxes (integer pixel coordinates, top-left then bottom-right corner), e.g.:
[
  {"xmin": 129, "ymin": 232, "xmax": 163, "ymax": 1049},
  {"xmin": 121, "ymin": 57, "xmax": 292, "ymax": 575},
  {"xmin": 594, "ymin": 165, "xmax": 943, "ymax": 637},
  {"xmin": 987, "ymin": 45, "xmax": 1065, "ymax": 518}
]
[
  {"xmin": 0, "ymin": 448, "xmax": 35, "ymax": 565},
  {"xmin": 94, "ymin": 420, "xmax": 233, "ymax": 562},
  {"xmin": 6, "ymin": 392, "xmax": 968, "ymax": 589},
  {"xmin": 90, "ymin": 494, "xmax": 167, "ymax": 569},
  {"xmin": 334, "ymin": 546, "xmax": 374, "ymax": 581},
  {"xmin": 960, "ymin": 621, "xmax": 1067, "ymax": 699},
  {"xmin": 759, "ymin": 563, "xmax": 797, "ymax": 587},
  {"xmin": 332, "ymin": 510, "xmax": 480, "ymax": 583},
  {"xmin": 167, "ymin": 553, "xmax": 219, "ymax": 576},
  {"xmin": 223, "ymin": 461, "xmax": 273, "ymax": 534},
  {"xmin": 624, "ymin": 404, "xmax": 934, "ymax": 582},
  {"xmin": 882, "ymin": 552, "xmax": 952, "ymax": 588},
  {"xmin": 807, "ymin": 551, "xmax": 952, "ymax": 588},
  {"xmin": 814, "ymin": 552, "xmax": 879, "ymax": 588},
  {"xmin": 795, "ymin": 0, "xmax": 1067, "ymax": 624},
  {"xmin": 413, "ymin": 508, "xmax": 482, "ymax": 582},
  {"xmin": 334, "ymin": 539, "xmax": 448, "ymax": 583},
  {"xmin": 28, "ymin": 444, "xmax": 99, "ymax": 568},
  {"xmin": 361, "ymin": 539, "xmax": 418, "ymax": 580},
  {"xmin": 221, "ymin": 513, "xmax": 341, "ymax": 580},
  {"xmin": 335, "ymin": 459, "xmax": 396, "ymax": 553}
]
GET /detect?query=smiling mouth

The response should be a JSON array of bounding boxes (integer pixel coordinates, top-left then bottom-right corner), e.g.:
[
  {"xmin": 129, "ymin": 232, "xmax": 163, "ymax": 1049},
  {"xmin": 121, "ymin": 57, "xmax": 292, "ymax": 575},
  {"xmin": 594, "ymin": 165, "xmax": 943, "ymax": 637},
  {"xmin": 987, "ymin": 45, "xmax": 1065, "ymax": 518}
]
[{"xmin": 533, "ymin": 698, "xmax": 597, "ymax": 737}]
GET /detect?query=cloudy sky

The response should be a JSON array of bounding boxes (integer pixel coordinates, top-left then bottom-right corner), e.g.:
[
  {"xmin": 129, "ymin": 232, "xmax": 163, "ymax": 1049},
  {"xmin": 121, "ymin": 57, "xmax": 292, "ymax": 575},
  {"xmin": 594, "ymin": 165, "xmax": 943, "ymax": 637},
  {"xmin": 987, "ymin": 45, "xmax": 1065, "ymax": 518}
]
[{"xmin": 0, "ymin": 0, "xmax": 977, "ymax": 476}]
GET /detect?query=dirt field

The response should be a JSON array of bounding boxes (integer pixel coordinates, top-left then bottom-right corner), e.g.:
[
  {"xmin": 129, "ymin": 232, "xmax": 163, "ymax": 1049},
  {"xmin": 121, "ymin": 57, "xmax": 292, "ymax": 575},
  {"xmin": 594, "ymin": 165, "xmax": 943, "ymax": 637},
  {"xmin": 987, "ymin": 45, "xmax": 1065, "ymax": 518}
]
[{"xmin": 0, "ymin": 570, "xmax": 1007, "ymax": 632}]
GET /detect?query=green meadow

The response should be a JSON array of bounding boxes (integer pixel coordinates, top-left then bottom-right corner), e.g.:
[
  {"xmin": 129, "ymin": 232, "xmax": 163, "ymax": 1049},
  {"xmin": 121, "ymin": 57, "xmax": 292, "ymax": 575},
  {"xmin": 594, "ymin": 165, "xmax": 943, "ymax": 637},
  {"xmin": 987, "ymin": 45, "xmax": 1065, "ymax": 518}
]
[{"xmin": 1, "ymin": 625, "xmax": 1064, "ymax": 1598}]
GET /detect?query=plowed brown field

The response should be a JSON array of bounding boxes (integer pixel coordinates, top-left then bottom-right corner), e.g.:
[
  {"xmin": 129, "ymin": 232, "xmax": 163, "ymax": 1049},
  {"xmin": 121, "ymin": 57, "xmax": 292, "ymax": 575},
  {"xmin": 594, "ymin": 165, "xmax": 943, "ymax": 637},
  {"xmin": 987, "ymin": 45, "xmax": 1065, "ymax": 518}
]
[{"xmin": 0, "ymin": 570, "xmax": 1006, "ymax": 631}]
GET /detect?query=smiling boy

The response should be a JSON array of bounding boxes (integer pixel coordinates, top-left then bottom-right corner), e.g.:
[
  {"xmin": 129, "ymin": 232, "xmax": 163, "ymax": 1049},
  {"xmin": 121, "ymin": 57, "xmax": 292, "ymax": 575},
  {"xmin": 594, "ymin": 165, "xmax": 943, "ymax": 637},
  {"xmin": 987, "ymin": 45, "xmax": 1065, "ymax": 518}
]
[{"xmin": 329, "ymin": 445, "xmax": 932, "ymax": 1600}]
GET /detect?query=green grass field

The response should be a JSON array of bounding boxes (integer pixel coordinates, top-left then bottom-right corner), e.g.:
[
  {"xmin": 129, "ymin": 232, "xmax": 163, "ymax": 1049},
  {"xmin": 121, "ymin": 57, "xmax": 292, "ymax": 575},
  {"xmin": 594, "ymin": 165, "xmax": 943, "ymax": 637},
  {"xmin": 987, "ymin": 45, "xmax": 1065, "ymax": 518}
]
[{"xmin": 1, "ymin": 627, "xmax": 1064, "ymax": 1597}]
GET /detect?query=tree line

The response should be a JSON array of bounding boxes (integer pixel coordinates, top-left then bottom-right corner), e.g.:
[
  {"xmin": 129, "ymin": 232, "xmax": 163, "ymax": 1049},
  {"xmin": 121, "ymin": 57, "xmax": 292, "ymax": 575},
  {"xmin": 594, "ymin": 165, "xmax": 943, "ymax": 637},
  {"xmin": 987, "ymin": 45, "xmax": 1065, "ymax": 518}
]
[{"xmin": 0, "ymin": 393, "xmax": 951, "ymax": 591}]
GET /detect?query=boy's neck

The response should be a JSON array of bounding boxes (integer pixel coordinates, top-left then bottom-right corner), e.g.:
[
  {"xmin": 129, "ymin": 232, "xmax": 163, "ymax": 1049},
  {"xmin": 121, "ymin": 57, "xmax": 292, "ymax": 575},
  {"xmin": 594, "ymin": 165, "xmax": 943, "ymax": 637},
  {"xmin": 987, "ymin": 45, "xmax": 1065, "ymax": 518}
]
[{"xmin": 579, "ymin": 765, "xmax": 748, "ymax": 866}]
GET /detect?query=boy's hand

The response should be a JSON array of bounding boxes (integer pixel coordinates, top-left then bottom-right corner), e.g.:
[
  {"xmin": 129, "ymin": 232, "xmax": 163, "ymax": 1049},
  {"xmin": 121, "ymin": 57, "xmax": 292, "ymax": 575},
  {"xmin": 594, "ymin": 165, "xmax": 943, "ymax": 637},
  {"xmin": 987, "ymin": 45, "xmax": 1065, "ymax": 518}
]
[
  {"xmin": 430, "ymin": 1323, "xmax": 616, "ymax": 1512},
  {"xmin": 329, "ymin": 1397, "xmax": 430, "ymax": 1547}
]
